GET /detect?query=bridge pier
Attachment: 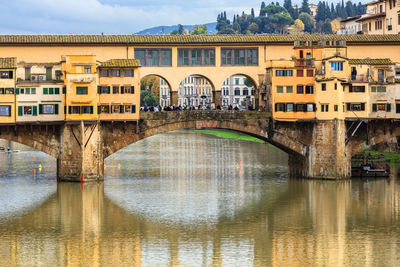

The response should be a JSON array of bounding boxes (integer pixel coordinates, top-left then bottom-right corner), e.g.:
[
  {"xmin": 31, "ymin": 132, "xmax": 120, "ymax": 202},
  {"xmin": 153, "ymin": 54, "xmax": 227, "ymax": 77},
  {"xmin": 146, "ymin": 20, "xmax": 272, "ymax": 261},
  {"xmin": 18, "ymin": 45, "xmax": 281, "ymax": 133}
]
[
  {"xmin": 289, "ymin": 120, "xmax": 351, "ymax": 179},
  {"xmin": 57, "ymin": 121, "xmax": 104, "ymax": 182}
]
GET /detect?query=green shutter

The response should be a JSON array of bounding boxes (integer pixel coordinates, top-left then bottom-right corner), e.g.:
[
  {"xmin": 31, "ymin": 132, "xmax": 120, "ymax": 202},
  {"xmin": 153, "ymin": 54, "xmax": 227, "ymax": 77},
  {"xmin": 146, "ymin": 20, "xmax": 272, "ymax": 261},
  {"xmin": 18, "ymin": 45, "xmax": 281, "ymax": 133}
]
[
  {"xmin": 113, "ymin": 86, "xmax": 117, "ymax": 94},
  {"xmin": 372, "ymin": 104, "xmax": 377, "ymax": 112},
  {"xmin": 120, "ymin": 86, "xmax": 124, "ymax": 94},
  {"xmin": 33, "ymin": 106, "xmax": 37, "ymax": 116},
  {"xmin": 387, "ymin": 103, "xmax": 391, "ymax": 112},
  {"xmin": 49, "ymin": 88, "xmax": 54, "ymax": 95},
  {"xmin": 98, "ymin": 86, "xmax": 101, "ymax": 94},
  {"xmin": 15, "ymin": 88, "xmax": 19, "ymax": 95},
  {"xmin": 64, "ymin": 106, "xmax": 66, "ymax": 115},
  {"xmin": 131, "ymin": 86, "xmax": 135, "ymax": 94},
  {"xmin": 46, "ymin": 67, "xmax": 52, "ymax": 80},
  {"xmin": 133, "ymin": 105, "xmax": 136, "ymax": 113},
  {"xmin": 107, "ymin": 86, "xmax": 111, "ymax": 94},
  {"xmin": 55, "ymin": 87, "xmax": 60, "ymax": 94},
  {"xmin": 39, "ymin": 104, "xmax": 43, "ymax": 114},
  {"xmin": 68, "ymin": 106, "xmax": 72, "ymax": 114},
  {"xmin": 90, "ymin": 106, "xmax": 93, "ymax": 114},
  {"xmin": 55, "ymin": 104, "xmax": 59, "ymax": 115},
  {"xmin": 43, "ymin": 88, "xmax": 48, "ymax": 95},
  {"xmin": 18, "ymin": 106, "xmax": 23, "ymax": 116},
  {"xmin": 120, "ymin": 105, "xmax": 124, "ymax": 113},
  {"xmin": 98, "ymin": 106, "xmax": 101, "ymax": 114},
  {"xmin": 63, "ymin": 87, "xmax": 66, "ymax": 94}
]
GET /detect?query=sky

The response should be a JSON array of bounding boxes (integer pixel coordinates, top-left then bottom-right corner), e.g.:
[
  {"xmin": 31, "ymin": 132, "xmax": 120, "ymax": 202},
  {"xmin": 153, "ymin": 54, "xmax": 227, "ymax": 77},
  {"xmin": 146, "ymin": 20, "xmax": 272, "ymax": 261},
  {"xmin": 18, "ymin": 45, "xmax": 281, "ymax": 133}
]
[{"xmin": 0, "ymin": 0, "xmax": 369, "ymax": 34}]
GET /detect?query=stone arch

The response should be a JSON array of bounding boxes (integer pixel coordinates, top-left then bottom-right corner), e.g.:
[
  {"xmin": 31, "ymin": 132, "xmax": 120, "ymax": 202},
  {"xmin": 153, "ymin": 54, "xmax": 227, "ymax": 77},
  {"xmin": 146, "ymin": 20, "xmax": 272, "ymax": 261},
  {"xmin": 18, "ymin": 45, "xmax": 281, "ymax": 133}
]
[
  {"xmin": 102, "ymin": 113, "xmax": 308, "ymax": 160},
  {"xmin": 140, "ymin": 74, "xmax": 172, "ymax": 107},
  {"xmin": 0, "ymin": 127, "xmax": 59, "ymax": 158}
]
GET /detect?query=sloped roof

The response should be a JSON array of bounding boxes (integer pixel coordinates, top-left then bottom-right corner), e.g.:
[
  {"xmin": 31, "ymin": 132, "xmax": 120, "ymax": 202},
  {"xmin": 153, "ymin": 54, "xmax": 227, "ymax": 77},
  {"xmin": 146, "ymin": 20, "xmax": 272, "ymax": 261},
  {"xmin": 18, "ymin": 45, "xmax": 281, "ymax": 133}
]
[
  {"xmin": 349, "ymin": 58, "xmax": 394, "ymax": 65},
  {"xmin": 0, "ymin": 57, "xmax": 16, "ymax": 69},
  {"xmin": 100, "ymin": 59, "xmax": 140, "ymax": 68},
  {"xmin": 0, "ymin": 34, "xmax": 400, "ymax": 45}
]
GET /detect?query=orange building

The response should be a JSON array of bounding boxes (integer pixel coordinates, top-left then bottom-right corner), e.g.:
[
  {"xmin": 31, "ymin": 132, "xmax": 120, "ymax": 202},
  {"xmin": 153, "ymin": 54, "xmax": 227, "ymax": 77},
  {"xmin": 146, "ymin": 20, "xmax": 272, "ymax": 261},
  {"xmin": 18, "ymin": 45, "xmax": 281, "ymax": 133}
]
[{"xmin": 98, "ymin": 59, "xmax": 140, "ymax": 121}]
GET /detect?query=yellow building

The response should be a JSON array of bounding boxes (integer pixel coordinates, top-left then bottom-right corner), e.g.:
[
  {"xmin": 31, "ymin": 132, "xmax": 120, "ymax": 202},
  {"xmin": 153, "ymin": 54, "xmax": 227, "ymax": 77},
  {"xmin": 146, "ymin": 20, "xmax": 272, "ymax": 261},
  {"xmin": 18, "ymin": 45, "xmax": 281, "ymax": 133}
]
[
  {"xmin": 98, "ymin": 59, "xmax": 140, "ymax": 121},
  {"xmin": 15, "ymin": 62, "xmax": 65, "ymax": 122},
  {"xmin": 62, "ymin": 55, "xmax": 98, "ymax": 121},
  {"xmin": 358, "ymin": 0, "xmax": 387, "ymax": 34},
  {"xmin": 0, "ymin": 57, "xmax": 16, "ymax": 124}
]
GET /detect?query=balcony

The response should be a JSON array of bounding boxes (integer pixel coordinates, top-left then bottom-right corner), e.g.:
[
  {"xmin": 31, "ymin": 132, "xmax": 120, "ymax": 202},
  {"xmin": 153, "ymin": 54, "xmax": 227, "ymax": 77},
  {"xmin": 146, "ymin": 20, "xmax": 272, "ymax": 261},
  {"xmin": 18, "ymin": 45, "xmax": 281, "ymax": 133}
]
[
  {"xmin": 349, "ymin": 74, "xmax": 369, "ymax": 83},
  {"xmin": 295, "ymin": 59, "xmax": 314, "ymax": 67}
]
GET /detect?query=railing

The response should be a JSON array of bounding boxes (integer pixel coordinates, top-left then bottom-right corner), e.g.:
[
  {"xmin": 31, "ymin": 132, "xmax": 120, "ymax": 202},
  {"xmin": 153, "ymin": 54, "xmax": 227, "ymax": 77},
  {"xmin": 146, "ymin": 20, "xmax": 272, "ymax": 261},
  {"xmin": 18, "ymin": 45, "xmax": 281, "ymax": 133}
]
[
  {"xmin": 349, "ymin": 74, "xmax": 368, "ymax": 83},
  {"xmin": 295, "ymin": 59, "xmax": 314, "ymax": 67}
]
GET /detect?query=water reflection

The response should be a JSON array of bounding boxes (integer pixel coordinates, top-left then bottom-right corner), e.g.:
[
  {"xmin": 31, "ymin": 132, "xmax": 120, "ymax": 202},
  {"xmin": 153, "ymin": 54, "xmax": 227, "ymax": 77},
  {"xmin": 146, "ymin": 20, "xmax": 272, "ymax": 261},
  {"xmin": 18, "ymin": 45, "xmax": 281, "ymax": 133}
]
[{"xmin": 0, "ymin": 132, "xmax": 400, "ymax": 266}]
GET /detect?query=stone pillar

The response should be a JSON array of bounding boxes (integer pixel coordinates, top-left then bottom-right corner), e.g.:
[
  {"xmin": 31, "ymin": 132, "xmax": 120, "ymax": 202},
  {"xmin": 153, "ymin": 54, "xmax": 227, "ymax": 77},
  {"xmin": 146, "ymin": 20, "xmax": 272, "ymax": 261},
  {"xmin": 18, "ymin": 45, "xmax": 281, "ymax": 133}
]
[
  {"xmin": 213, "ymin": 90, "xmax": 221, "ymax": 107},
  {"xmin": 288, "ymin": 120, "xmax": 351, "ymax": 179},
  {"xmin": 57, "ymin": 121, "xmax": 104, "ymax": 182},
  {"xmin": 170, "ymin": 91, "xmax": 178, "ymax": 106}
]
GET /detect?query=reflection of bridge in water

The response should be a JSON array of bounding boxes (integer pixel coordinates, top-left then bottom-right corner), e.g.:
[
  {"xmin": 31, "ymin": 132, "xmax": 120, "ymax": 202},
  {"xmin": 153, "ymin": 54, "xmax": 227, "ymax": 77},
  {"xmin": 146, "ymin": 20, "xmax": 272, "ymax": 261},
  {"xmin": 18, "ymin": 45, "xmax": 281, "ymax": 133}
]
[{"xmin": 1, "ymin": 175, "xmax": 400, "ymax": 266}]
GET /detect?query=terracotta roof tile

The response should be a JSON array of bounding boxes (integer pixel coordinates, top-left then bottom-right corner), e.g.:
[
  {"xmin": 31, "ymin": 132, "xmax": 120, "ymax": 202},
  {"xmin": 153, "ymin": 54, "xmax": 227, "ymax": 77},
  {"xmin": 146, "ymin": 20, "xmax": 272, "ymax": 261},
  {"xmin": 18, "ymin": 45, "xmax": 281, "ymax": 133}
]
[
  {"xmin": 349, "ymin": 58, "xmax": 394, "ymax": 65},
  {"xmin": 100, "ymin": 59, "xmax": 140, "ymax": 67},
  {"xmin": 0, "ymin": 34, "xmax": 400, "ymax": 45},
  {"xmin": 0, "ymin": 57, "xmax": 16, "ymax": 69}
]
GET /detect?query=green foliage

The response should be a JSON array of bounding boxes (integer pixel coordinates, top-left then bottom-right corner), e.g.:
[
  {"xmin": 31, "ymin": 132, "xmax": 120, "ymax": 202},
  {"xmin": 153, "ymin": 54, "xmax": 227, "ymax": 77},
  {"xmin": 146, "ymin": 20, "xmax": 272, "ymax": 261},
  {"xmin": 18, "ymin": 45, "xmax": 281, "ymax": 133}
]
[
  {"xmin": 178, "ymin": 24, "xmax": 184, "ymax": 35},
  {"xmin": 284, "ymin": 0, "xmax": 297, "ymax": 20},
  {"xmin": 244, "ymin": 78, "xmax": 254, "ymax": 87},
  {"xmin": 170, "ymin": 30, "xmax": 179, "ymax": 35},
  {"xmin": 191, "ymin": 25, "xmax": 208, "ymax": 35},
  {"xmin": 216, "ymin": 11, "xmax": 232, "ymax": 33},
  {"xmin": 248, "ymin": 23, "xmax": 259, "ymax": 33},
  {"xmin": 322, "ymin": 20, "xmax": 333, "ymax": 34},
  {"xmin": 140, "ymin": 90, "xmax": 158, "ymax": 107},
  {"xmin": 301, "ymin": 0, "xmax": 311, "ymax": 14},
  {"xmin": 299, "ymin": 12, "xmax": 313, "ymax": 33}
]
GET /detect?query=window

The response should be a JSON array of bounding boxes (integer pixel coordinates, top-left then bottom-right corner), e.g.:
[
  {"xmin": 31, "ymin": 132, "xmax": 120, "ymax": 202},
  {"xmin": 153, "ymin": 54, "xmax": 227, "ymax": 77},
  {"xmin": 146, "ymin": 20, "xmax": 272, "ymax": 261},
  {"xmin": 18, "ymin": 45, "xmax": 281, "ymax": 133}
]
[
  {"xmin": 306, "ymin": 69, "xmax": 314, "ymax": 77},
  {"xmin": 0, "ymin": 105, "xmax": 11, "ymax": 116},
  {"xmin": 0, "ymin": 71, "xmax": 13, "ymax": 79},
  {"xmin": 235, "ymin": 78, "xmax": 239, "ymax": 85},
  {"xmin": 84, "ymin": 67, "xmax": 91, "ymax": 74},
  {"xmin": 234, "ymin": 88, "xmax": 240, "ymax": 95},
  {"xmin": 330, "ymin": 61, "xmax": 344, "ymax": 71},
  {"xmin": 111, "ymin": 69, "xmax": 120, "ymax": 77},
  {"xmin": 42, "ymin": 104, "xmax": 55, "ymax": 114},
  {"xmin": 334, "ymin": 105, "xmax": 338, "ymax": 111},
  {"xmin": 396, "ymin": 103, "xmax": 400, "ymax": 113},
  {"xmin": 276, "ymin": 86, "xmax": 284, "ymax": 93},
  {"xmin": 43, "ymin": 88, "xmax": 48, "ymax": 95},
  {"xmin": 123, "ymin": 69, "xmax": 134, "ymax": 77},
  {"xmin": 275, "ymin": 70, "xmax": 293, "ymax": 76},
  {"xmin": 321, "ymin": 83, "xmax": 326, "ymax": 91},
  {"xmin": 100, "ymin": 70, "xmax": 108, "ymax": 77},
  {"xmin": 49, "ymin": 88, "xmax": 54, "ymax": 95},
  {"xmin": 124, "ymin": 105, "xmax": 136, "ymax": 113},
  {"xmin": 295, "ymin": 104, "xmax": 306, "ymax": 112},
  {"xmin": 297, "ymin": 85, "xmax": 304, "ymax": 94},
  {"xmin": 297, "ymin": 69, "xmax": 304, "ymax": 77},
  {"xmin": 99, "ymin": 86, "xmax": 110, "ymax": 94},
  {"xmin": 349, "ymin": 85, "xmax": 365, "ymax": 92},
  {"xmin": 377, "ymin": 86, "xmax": 386, "ymax": 92},
  {"xmin": 335, "ymin": 83, "xmax": 338, "ymax": 90},
  {"xmin": 135, "ymin": 48, "xmax": 172, "ymax": 66},
  {"xmin": 221, "ymin": 48, "xmax": 258, "ymax": 66},
  {"xmin": 121, "ymin": 86, "xmax": 134, "ymax": 94},
  {"xmin": 76, "ymin": 86, "xmax": 88, "ymax": 95},
  {"xmin": 346, "ymin": 103, "xmax": 365, "ymax": 111},
  {"xmin": 287, "ymin": 103, "xmax": 294, "ymax": 112},
  {"xmin": 305, "ymin": 85, "xmax": 314, "ymax": 94},
  {"xmin": 70, "ymin": 106, "xmax": 81, "ymax": 114},
  {"xmin": 112, "ymin": 105, "xmax": 121, "ymax": 113},
  {"xmin": 46, "ymin": 67, "xmax": 52, "ymax": 80},
  {"xmin": 375, "ymin": 20, "xmax": 383, "ymax": 30},
  {"xmin": 81, "ymin": 106, "xmax": 93, "ymax": 114},
  {"xmin": 243, "ymin": 88, "xmax": 249, "ymax": 95},
  {"xmin": 275, "ymin": 103, "xmax": 285, "ymax": 112},
  {"xmin": 99, "ymin": 105, "xmax": 110, "ymax": 113},
  {"xmin": 25, "ymin": 88, "xmax": 30, "ymax": 94},
  {"xmin": 23, "ymin": 106, "xmax": 33, "ymax": 115},
  {"xmin": 0, "ymin": 88, "xmax": 14, "ymax": 94},
  {"xmin": 321, "ymin": 104, "xmax": 329, "ymax": 112},
  {"xmin": 286, "ymin": 86, "xmax": 293, "ymax": 93}
]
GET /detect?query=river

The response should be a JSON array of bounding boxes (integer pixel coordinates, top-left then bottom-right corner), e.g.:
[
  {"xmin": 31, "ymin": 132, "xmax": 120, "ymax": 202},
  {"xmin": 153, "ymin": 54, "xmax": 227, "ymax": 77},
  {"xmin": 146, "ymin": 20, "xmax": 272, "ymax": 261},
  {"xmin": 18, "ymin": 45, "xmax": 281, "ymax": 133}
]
[{"xmin": 0, "ymin": 130, "xmax": 400, "ymax": 266}]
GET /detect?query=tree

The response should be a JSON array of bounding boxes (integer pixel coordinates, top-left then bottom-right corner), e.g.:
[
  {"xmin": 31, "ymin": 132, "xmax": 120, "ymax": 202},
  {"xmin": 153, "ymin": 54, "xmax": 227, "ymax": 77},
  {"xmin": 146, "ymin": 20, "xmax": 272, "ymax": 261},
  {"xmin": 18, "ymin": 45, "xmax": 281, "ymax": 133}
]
[
  {"xmin": 290, "ymin": 19, "xmax": 305, "ymax": 34},
  {"xmin": 178, "ymin": 24, "xmax": 184, "ymax": 35},
  {"xmin": 251, "ymin": 8, "xmax": 255, "ymax": 17},
  {"xmin": 301, "ymin": 0, "xmax": 311, "ymax": 14},
  {"xmin": 244, "ymin": 78, "xmax": 254, "ymax": 88},
  {"xmin": 269, "ymin": 13, "xmax": 294, "ymax": 33},
  {"xmin": 330, "ymin": 19, "xmax": 341, "ymax": 33},
  {"xmin": 191, "ymin": 25, "xmax": 208, "ymax": 35},
  {"xmin": 284, "ymin": 0, "xmax": 297, "ymax": 20},
  {"xmin": 260, "ymin": 2, "xmax": 267, "ymax": 16},
  {"xmin": 170, "ymin": 30, "xmax": 179, "ymax": 35},
  {"xmin": 248, "ymin": 22, "xmax": 259, "ymax": 33},
  {"xmin": 322, "ymin": 20, "xmax": 333, "ymax": 34},
  {"xmin": 232, "ymin": 22, "xmax": 241, "ymax": 33},
  {"xmin": 299, "ymin": 12, "xmax": 313, "ymax": 33},
  {"xmin": 140, "ymin": 90, "xmax": 159, "ymax": 107},
  {"xmin": 216, "ymin": 11, "xmax": 231, "ymax": 33}
]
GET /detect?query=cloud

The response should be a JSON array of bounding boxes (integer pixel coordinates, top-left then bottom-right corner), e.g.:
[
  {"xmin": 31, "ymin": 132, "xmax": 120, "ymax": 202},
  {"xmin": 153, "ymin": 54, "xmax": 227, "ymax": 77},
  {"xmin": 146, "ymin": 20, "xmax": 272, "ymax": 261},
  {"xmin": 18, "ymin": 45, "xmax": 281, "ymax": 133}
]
[{"xmin": 0, "ymin": 0, "xmax": 369, "ymax": 34}]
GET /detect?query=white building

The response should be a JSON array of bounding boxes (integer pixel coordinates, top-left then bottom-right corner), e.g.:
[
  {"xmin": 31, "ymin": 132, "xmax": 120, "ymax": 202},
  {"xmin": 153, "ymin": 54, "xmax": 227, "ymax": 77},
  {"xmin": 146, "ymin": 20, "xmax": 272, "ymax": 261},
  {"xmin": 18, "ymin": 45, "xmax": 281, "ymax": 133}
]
[
  {"xmin": 178, "ymin": 76, "xmax": 212, "ymax": 107},
  {"xmin": 338, "ymin": 15, "xmax": 362, "ymax": 34},
  {"xmin": 221, "ymin": 75, "xmax": 254, "ymax": 108},
  {"xmin": 159, "ymin": 78, "xmax": 170, "ymax": 107}
]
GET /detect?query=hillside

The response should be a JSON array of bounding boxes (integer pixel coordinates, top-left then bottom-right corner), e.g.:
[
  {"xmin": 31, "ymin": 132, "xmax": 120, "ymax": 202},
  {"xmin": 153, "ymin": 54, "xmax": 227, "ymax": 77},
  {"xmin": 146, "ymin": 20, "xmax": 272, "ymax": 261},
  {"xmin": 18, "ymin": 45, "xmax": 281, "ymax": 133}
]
[{"xmin": 136, "ymin": 22, "xmax": 217, "ymax": 35}]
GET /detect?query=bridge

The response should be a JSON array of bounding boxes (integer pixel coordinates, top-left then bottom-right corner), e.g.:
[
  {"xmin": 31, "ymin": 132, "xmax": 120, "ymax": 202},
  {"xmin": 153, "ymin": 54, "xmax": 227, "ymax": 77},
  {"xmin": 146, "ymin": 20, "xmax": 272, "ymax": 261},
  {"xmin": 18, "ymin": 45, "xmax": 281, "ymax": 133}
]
[{"xmin": 0, "ymin": 110, "xmax": 399, "ymax": 181}]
